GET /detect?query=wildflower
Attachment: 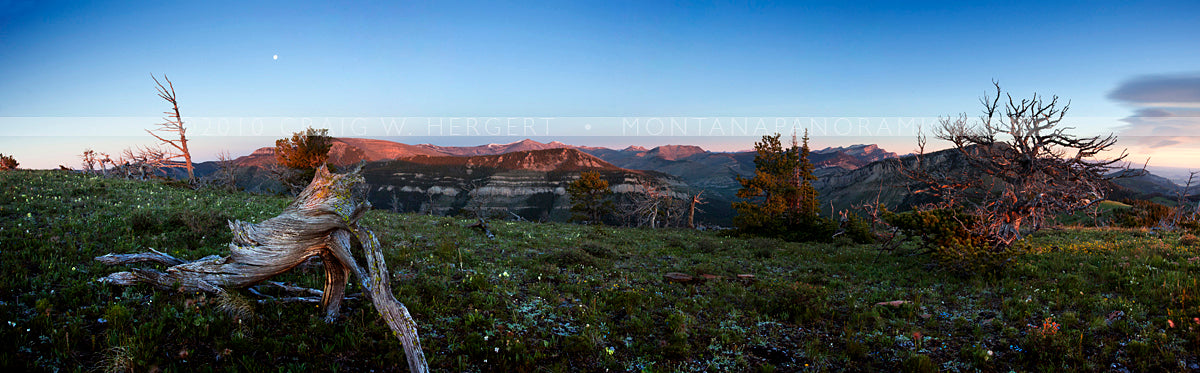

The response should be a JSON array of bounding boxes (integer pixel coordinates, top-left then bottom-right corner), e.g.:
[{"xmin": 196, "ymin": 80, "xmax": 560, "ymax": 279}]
[
  {"xmin": 606, "ymin": 346, "xmax": 615, "ymax": 355},
  {"xmin": 1168, "ymin": 319, "xmax": 1175, "ymax": 328},
  {"xmin": 494, "ymin": 347, "xmax": 499, "ymax": 353}
]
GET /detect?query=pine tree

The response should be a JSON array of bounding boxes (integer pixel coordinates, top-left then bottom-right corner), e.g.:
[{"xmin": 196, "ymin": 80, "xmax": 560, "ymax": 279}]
[
  {"xmin": 274, "ymin": 127, "xmax": 334, "ymax": 192},
  {"xmin": 734, "ymin": 132, "xmax": 830, "ymax": 241},
  {"xmin": 567, "ymin": 171, "xmax": 614, "ymax": 224},
  {"xmin": 796, "ymin": 129, "xmax": 819, "ymax": 220},
  {"xmin": 276, "ymin": 127, "xmax": 333, "ymax": 170},
  {"xmin": 733, "ymin": 134, "xmax": 800, "ymax": 233}
]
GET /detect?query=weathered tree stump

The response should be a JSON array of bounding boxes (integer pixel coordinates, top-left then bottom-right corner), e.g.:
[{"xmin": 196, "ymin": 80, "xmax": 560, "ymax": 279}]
[{"xmin": 96, "ymin": 165, "xmax": 428, "ymax": 373}]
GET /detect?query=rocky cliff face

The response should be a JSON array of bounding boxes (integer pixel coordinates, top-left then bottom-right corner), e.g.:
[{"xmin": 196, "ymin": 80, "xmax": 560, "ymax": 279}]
[{"xmin": 360, "ymin": 148, "xmax": 688, "ymax": 222}]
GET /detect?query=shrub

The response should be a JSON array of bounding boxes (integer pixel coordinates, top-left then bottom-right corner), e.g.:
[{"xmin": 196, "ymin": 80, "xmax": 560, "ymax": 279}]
[
  {"xmin": 1113, "ymin": 199, "xmax": 1172, "ymax": 228},
  {"xmin": 839, "ymin": 213, "xmax": 876, "ymax": 244},
  {"xmin": 696, "ymin": 238, "xmax": 721, "ymax": 253},
  {"xmin": 737, "ymin": 213, "xmax": 838, "ymax": 243},
  {"xmin": 884, "ymin": 208, "xmax": 1023, "ymax": 275},
  {"xmin": 544, "ymin": 247, "xmax": 605, "ymax": 268},
  {"xmin": 902, "ymin": 354, "xmax": 935, "ymax": 373},
  {"xmin": 1180, "ymin": 234, "xmax": 1199, "ymax": 246},
  {"xmin": 580, "ymin": 241, "xmax": 619, "ymax": 259},
  {"xmin": 753, "ymin": 281, "xmax": 828, "ymax": 323}
]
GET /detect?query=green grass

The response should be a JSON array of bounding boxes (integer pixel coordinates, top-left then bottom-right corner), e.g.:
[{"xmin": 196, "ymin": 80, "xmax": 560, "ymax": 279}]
[
  {"xmin": 1055, "ymin": 200, "xmax": 1131, "ymax": 226},
  {"xmin": 2, "ymin": 170, "xmax": 1200, "ymax": 372}
]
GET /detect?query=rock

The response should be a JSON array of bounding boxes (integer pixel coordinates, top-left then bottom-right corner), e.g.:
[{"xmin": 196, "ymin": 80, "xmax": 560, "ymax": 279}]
[
  {"xmin": 664, "ymin": 272, "xmax": 696, "ymax": 283},
  {"xmin": 1106, "ymin": 310, "xmax": 1125, "ymax": 324}
]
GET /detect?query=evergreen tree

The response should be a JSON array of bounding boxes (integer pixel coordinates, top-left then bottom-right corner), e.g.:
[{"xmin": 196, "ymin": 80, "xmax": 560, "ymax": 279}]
[
  {"xmin": 734, "ymin": 134, "xmax": 799, "ymax": 232},
  {"xmin": 795, "ymin": 130, "xmax": 819, "ymax": 220},
  {"xmin": 274, "ymin": 127, "xmax": 334, "ymax": 192},
  {"xmin": 734, "ymin": 132, "xmax": 831, "ymax": 241},
  {"xmin": 567, "ymin": 171, "xmax": 614, "ymax": 224},
  {"xmin": 276, "ymin": 127, "xmax": 333, "ymax": 170}
]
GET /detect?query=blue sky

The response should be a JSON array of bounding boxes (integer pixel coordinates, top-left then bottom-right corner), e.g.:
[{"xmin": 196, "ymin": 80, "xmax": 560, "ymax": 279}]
[{"xmin": 2, "ymin": 1, "xmax": 1199, "ymax": 168}]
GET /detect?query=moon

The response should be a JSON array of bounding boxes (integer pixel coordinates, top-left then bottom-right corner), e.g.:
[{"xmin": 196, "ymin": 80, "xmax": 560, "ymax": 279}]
[{"xmin": 273, "ymin": 54, "xmax": 278, "ymax": 61}]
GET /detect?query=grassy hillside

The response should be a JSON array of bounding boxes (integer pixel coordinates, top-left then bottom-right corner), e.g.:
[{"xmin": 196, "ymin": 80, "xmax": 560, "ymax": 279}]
[{"xmin": 2, "ymin": 170, "xmax": 1200, "ymax": 372}]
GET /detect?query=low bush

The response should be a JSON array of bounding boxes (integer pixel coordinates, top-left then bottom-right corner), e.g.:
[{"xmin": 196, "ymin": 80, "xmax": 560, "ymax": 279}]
[
  {"xmin": 1113, "ymin": 199, "xmax": 1172, "ymax": 228},
  {"xmin": 884, "ymin": 208, "xmax": 1024, "ymax": 275}
]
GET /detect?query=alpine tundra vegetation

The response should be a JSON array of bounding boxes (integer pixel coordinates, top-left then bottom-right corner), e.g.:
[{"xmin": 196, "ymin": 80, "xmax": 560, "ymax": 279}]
[{"xmin": 2, "ymin": 169, "xmax": 1199, "ymax": 371}]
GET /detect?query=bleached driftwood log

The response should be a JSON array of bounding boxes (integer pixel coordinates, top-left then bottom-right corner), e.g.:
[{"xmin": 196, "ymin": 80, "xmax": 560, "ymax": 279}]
[{"xmin": 96, "ymin": 165, "xmax": 428, "ymax": 373}]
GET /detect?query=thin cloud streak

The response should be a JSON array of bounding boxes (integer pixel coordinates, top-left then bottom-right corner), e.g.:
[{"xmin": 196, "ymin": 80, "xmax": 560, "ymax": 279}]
[{"xmin": 1111, "ymin": 73, "xmax": 1200, "ymax": 152}]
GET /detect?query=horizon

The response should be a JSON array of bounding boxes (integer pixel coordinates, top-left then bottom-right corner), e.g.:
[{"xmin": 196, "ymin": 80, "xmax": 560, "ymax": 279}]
[{"xmin": 3, "ymin": 1, "xmax": 1199, "ymax": 169}]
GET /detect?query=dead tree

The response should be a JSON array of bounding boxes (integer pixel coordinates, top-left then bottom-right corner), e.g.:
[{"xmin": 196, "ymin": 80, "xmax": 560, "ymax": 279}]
[
  {"xmin": 1171, "ymin": 170, "xmax": 1200, "ymax": 228},
  {"xmin": 95, "ymin": 166, "xmax": 428, "ymax": 372},
  {"xmin": 147, "ymin": 75, "xmax": 195, "ymax": 182},
  {"xmin": 80, "ymin": 149, "xmax": 98, "ymax": 173},
  {"xmin": 618, "ymin": 178, "xmax": 670, "ymax": 228},
  {"xmin": 0, "ymin": 153, "xmax": 17, "ymax": 171},
  {"xmin": 461, "ymin": 179, "xmax": 499, "ymax": 220},
  {"xmin": 119, "ymin": 148, "xmax": 139, "ymax": 179},
  {"xmin": 390, "ymin": 192, "xmax": 403, "ymax": 213},
  {"xmin": 98, "ymin": 152, "xmax": 114, "ymax": 176},
  {"xmin": 211, "ymin": 150, "xmax": 240, "ymax": 191},
  {"xmin": 265, "ymin": 163, "xmax": 305, "ymax": 195},
  {"xmin": 138, "ymin": 146, "xmax": 171, "ymax": 178},
  {"xmin": 118, "ymin": 146, "xmax": 164, "ymax": 180},
  {"xmin": 687, "ymin": 190, "xmax": 705, "ymax": 229},
  {"xmin": 906, "ymin": 81, "xmax": 1129, "ymax": 246}
]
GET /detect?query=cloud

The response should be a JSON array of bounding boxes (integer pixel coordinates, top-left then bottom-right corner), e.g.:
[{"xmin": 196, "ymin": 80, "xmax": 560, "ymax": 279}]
[
  {"xmin": 1111, "ymin": 73, "xmax": 1200, "ymax": 150},
  {"xmin": 1132, "ymin": 108, "xmax": 1174, "ymax": 118},
  {"xmin": 1109, "ymin": 73, "xmax": 1200, "ymax": 107},
  {"xmin": 1148, "ymin": 139, "xmax": 1181, "ymax": 148}
]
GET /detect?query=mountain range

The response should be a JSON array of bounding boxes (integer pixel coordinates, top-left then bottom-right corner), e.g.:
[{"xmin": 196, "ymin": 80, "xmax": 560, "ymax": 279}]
[
  {"xmin": 197, "ymin": 137, "xmax": 1185, "ymax": 225},
  {"xmin": 217, "ymin": 138, "xmax": 903, "ymax": 224}
]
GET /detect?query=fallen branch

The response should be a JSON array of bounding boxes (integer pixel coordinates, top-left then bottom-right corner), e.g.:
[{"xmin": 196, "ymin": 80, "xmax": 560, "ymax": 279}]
[
  {"xmin": 468, "ymin": 218, "xmax": 495, "ymax": 239},
  {"xmin": 95, "ymin": 165, "xmax": 428, "ymax": 372}
]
